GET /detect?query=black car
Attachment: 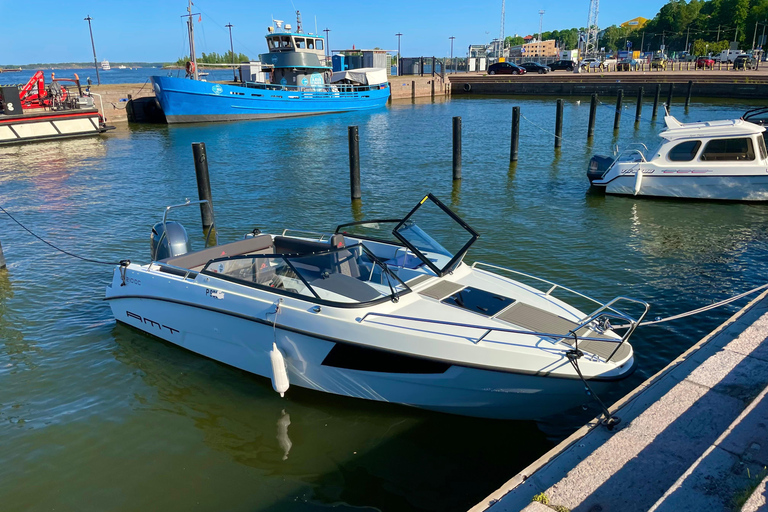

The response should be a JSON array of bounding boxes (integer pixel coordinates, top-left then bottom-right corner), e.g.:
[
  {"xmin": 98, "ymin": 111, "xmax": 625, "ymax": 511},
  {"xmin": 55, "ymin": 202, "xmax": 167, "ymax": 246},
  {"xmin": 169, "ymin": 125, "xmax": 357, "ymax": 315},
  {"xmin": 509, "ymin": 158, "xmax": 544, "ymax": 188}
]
[
  {"xmin": 734, "ymin": 54, "xmax": 757, "ymax": 70},
  {"xmin": 519, "ymin": 62, "xmax": 551, "ymax": 74},
  {"xmin": 487, "ymin": 62, "xmax": 527, "ymax": 75},
  {"xmin": 548, "ymin": 60, "xmax": 576, "ymax": 71}
]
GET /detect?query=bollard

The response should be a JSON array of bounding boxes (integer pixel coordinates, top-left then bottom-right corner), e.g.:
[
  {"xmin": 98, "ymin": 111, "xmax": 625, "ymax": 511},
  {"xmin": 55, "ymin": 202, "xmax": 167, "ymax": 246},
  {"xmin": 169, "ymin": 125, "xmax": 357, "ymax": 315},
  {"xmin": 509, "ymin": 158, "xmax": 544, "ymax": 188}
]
[
  {"xmin": 452, "ymin": 116, "xmax": 462, "ymax": 180},
  {"xmin": 635, "ymin": 86, "xmax": 644, "ymax": 122},
  {"xmin": 554, "ymin": 99, "xmax": 563, "ymax": 148},
  {"xmin": 510, "ymin": 106, "xmax": 520, "ymax": 162},
  {"xmin": 685, "ymin": 80, "xmax": 693, "ymax": 108},
  {"xmin": 431, "ymin": 79, "xmax": 435, "ymax": 99},
  {"xmin": 0, "ymin": 240, "xmax": 5, "ymax": 270},
  {"xmin": 348, "ymin": 126, "xmax": 361, "ymax": 200},
  {"xmin": 652, "ymin": 83, "xmax": 661, "ymax": 118},
  {"xmin": 614, "ymin": 89, "xmax": 623, "ymax": 131},
  {"xmin": 666, "ymin": 84, "xmax": 674, "ymax": 114},
  {"xmin": 588, "ymin": 93, "xmax": 598, "ymax": 139},
  {"xmin": 191, "ymin": 142, "xmax": 215, "ymax": 239}
]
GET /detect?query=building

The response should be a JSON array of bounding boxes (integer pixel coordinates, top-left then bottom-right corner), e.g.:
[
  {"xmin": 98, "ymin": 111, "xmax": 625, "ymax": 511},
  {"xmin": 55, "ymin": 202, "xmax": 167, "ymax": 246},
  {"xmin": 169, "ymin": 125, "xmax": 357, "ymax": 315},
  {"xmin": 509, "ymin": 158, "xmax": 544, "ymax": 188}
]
[{"xmin": 522, "ymin": 39, "xmax": 559, "ymax": 58}]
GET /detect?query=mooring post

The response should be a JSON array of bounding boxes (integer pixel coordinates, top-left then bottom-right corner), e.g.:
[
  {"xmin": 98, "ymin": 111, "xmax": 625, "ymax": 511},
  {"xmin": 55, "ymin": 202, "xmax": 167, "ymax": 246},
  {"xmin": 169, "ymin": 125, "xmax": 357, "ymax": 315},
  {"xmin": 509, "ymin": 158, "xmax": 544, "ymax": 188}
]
[
  {"xmin": 452, "ymin": 116, "xmax": 462, "ymax": 180},
  {"xmin": 685, "ymin": 80, "xmax": 693, "ymax": 108},
  {"xmin": 666, "ymin": 84, "xmax": 674, "ymax": 114},
  {"xmin": 588, "ymin": 93, "xmax": 598, "ymax": 139},
  {"xmin": 431, "ymin": 79, "xmax": 435, "ymax": 99},
  {"xmin": 635, "ymin": 86, "xmax": 644, "ymax": 122},
  {"xmin": 510, "ymin": 107, "xmax": 520, "ymax": 162},
  {"xmin": 652, "ymin": 84, "xmax": 661, "ymax": 118},
  {"xmin": 432, "ymin": 56, "xmax": 436, "ymax": 77},
  {"xmin": 191, "ymin": 142, "xmax": 215, "ymax": 239},
  {"xmin": 411, "ymin": 80, "xmax": 416, "ymax": 100},
  {"xmin": 348, "ymin": 126, "xmax": 361, "ymax": 200},
  {"xmin": 554, "ymin": 98, "xmax": 563, "ymax": 148},
  {"xmin": 0, "ymin": 240, "xmax": 6, "ymax": 270},
  {"xmin": 613, "ymin": 90, "xmax": 623, "ymax": 131}
]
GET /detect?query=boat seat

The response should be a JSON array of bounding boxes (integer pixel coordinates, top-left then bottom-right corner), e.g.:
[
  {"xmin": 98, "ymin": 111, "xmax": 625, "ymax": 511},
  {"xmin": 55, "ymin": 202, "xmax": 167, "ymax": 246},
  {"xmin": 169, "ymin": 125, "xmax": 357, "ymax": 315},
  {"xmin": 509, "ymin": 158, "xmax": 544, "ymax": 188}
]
[{"xmin": 161, "ymin": 234, "xmax": 275, "ymax": 270}]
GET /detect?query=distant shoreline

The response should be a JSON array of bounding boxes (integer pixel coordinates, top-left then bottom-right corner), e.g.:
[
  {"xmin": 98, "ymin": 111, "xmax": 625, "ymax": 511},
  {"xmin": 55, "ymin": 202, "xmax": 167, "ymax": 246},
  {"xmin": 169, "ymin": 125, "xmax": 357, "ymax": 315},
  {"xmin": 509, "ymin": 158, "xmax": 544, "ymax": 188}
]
[{"xmin": 0, "ymin": 62, "xmax": 170, "ymax": 70}]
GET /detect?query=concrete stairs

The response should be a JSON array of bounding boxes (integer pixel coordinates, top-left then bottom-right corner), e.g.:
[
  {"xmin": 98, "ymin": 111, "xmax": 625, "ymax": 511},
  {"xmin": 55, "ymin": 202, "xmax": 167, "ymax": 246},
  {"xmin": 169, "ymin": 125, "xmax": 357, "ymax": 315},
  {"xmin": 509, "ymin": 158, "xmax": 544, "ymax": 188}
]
[{"xmin": 477, "ymin": 292, "xmax": 768, "ymax": 512}]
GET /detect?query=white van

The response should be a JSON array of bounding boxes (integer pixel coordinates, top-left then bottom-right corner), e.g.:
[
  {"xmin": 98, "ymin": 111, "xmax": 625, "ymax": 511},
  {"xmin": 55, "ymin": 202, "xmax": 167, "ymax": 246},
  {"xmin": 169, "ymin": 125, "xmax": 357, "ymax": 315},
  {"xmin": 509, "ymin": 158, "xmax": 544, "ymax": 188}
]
[{"xmin": 716, "ymin": 49, "xmax": 746, "ymax": 63}]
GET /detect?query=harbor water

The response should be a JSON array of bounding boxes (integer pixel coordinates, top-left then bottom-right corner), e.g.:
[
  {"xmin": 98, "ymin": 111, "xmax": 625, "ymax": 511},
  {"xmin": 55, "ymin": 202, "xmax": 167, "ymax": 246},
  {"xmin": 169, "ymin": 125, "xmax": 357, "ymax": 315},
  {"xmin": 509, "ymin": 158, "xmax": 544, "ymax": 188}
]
[{"xmin": 2, "ymin": 95, "xmax": 768, "ymax": 511}]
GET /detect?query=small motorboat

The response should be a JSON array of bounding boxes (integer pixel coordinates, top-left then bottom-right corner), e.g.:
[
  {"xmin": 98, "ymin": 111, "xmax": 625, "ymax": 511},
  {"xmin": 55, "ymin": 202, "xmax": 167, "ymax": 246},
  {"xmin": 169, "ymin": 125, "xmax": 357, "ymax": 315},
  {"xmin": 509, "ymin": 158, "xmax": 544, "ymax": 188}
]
[
  {"xmin": 588, "ymin": 113, "xmax": 768, "ymax": 201},
  {"xmin": 105, "ymin": 195, "xmax": 648, "ymax": 420}
]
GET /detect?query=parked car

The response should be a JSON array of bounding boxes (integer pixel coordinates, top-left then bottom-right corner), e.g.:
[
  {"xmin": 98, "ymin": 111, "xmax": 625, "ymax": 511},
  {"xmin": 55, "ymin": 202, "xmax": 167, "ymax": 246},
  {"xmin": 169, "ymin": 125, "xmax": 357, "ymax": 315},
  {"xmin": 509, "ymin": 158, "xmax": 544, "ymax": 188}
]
[
  {"xmin": 734, "ymin": 54, "xmax": 757, "ymax": 70},
  {"xmin": 651, "ymin": 57, "xmax": 667, "ymax": 70},
  {"xmin": 696, "ymin": 56, "xmax": 715, "ymax": 69},
  {"xmin": 579, "ymin": 57, "xmax": 599, "ymax": 69},
  {"xmin": 487, "ymin": 62, "xmax": 527, "ymax": 75},
  {"xmin": 616, "ymin": 58, "xmax": 638, "ymax": 71},
  {"xmin": 601, "ymin": 58, "xmax": 618, "ymax": 69},
  {"xmin": 549, "ymin": 59, "xmax": 576, "ymax": 71},
  {"xmin": 519, "ymin": 62, "xmax": 551, "ymax": 74}
]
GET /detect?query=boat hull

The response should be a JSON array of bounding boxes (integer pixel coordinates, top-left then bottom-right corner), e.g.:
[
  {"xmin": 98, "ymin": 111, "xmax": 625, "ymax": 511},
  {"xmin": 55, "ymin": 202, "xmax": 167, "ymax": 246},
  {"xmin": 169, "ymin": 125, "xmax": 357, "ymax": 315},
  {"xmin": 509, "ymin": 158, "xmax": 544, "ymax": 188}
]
[
  {"xmin": 0, "ymin": 109, "xmax": 108, "ymax": 145},
  {"xmin": 151, "ymin": 76, "xmax": 390, "ymax": 124},
  {"xmin": 595, "ymin": 173, "xmax": 768, "ymax": 201},
  {"xmin": 106, "ymin": 293, "xmax": 627, "ymax": 420}
]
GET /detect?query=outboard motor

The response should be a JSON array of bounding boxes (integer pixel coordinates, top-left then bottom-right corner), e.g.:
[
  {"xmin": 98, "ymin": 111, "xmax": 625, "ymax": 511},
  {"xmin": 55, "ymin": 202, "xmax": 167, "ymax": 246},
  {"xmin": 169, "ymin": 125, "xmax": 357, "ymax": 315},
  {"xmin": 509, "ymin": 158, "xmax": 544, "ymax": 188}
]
[
  {"xmin": 150, "ymin": 221, "xmax": 191, "ymax": 261},
  {"xmin": 587, "ymin": 155, "xmax": 615, "ymax": 184}
]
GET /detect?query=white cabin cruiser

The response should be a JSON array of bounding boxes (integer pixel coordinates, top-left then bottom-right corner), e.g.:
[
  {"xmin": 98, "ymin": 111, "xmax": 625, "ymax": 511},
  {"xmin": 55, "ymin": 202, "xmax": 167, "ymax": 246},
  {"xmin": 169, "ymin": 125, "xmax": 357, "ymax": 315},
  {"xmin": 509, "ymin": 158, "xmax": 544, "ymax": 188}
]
[
  {"xmin": 105, "ymin": 195, "xmax": 648, "ymax": 420},
  {"xmin": 588, "ymin": 114, "xmax": 768, "ymax": 201}
]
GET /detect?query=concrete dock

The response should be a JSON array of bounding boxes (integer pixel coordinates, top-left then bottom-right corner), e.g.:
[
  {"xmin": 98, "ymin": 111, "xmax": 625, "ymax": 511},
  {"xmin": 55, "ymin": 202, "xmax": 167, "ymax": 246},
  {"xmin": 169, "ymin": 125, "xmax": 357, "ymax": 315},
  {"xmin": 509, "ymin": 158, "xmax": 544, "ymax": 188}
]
[{"xmin": 473, "ymin": 290, "xmax": 768, "ymax": 512}]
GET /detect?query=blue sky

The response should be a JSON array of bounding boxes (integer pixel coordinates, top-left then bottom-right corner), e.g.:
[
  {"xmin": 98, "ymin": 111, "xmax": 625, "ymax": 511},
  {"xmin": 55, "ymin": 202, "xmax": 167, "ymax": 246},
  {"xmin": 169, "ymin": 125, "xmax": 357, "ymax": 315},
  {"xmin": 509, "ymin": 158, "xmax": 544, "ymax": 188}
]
[{"xmin": 1, "ymin": 0, "xmax": 668, "ymax": 64}]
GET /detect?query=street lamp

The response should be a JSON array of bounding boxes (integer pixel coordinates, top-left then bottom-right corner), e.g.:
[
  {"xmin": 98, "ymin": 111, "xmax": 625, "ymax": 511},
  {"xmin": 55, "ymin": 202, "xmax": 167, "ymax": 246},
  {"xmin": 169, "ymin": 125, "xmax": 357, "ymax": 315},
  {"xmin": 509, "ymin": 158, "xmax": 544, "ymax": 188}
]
[
  {"xmin": 449, "ymin": 36, "xmax": 455, "ymax": 73},
  {"xmin": 225, "ymin": 23, "xmax": 236, "ymax": 81},
  {"xmin": 396, "ymin": 32, "xmax": 403, "ymax": 76},
  {"xmin": 84, "ymin": 15, "xmax": 101, "ymax": 85}
]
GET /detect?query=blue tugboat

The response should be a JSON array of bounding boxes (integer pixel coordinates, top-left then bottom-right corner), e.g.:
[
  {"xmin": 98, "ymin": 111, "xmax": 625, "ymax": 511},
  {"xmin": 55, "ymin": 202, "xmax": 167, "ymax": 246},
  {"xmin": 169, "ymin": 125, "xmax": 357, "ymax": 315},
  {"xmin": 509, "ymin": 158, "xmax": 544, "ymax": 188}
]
[{"xmin": 151, "ymin": 5, "xmax": 390, "ymax": 124}]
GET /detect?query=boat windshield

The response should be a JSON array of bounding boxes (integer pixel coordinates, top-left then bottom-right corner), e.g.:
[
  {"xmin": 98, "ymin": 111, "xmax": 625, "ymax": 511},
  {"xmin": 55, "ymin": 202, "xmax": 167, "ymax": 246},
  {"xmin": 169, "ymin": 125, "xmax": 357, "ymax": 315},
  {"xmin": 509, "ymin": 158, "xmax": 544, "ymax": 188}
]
[
  {"xmin": 334, "ymin": 219, "xmax": 403, "ymax": 244},
  {"xmin": 392, "ymin": 194, "xmax": 479, "ymax": 277},
  {"xmin": 201, "ymin": 243, "xmax": 409, "ymax": 305}
]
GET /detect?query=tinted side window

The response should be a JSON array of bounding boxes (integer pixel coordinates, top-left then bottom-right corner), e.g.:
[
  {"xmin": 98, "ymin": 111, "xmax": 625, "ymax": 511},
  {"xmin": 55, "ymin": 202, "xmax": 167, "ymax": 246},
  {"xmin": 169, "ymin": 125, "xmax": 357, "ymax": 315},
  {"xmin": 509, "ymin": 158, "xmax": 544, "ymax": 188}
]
[
  {"xmin": 700, "ymin": 138, "xmax": 755, "ymax": 161},
  {"xmin": 668, "ymin": 140, "xmax": 701, "ymax": 161}
]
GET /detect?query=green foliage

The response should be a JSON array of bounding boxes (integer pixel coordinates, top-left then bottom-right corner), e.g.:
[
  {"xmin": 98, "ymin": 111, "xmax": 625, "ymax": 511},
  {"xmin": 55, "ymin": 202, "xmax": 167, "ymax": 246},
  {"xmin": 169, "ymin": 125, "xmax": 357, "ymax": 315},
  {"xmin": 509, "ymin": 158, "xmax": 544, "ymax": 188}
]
[
  {"xmin": 552, "ymin": 506, "xmax": 570, "ymax": 512},
  {"xmin": 505, "ymin": 35, "xmax": 525, "ymax": 46},
  {"xmin": 175, "ymin": 50, "xmax": 250, "ymax": 66},
  {"xmin": 732, "ymin": 466, "xmax": 767, "ymax": 510},
  {"xmin": 692, "ymin": 38, "xmax": 730, "ymax": 54},
  {"xmin": 531, "ymin": 493, "xmax": 549, "ymax": 504}
]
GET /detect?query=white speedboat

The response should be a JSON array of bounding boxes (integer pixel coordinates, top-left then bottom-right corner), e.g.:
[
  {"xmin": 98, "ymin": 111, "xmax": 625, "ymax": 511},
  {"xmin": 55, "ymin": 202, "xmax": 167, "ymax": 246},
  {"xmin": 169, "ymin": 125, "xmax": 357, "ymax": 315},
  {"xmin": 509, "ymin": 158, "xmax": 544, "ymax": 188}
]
[
  {"xmin": 588, "ymin": 113, "xmax": 768, "ymax": 201},
  {"xmin": 105, "ymin": 195, "xmax": 648, "ymax": 420}
]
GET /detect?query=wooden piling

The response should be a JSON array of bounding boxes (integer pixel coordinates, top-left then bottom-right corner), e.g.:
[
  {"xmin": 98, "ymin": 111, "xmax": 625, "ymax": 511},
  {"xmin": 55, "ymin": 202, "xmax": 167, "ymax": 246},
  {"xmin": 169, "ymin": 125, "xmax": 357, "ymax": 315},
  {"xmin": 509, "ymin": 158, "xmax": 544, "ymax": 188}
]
[
  {"xmin": 411, "ymin": 81, "xmax": 416, "ymax": 100},
  {"xmin": 614, "ymin": 89, "xmax": 623, "ymax": 131},
  {"xmin": 452, "ymin": 116, "xmax": 462, "ymax": 180},
  {"xmin": 348, "ymin": 126, "xmax": 361, "ymax": 200},
  {"xmin": 652, "ymin": 84, "xmax": 661, "ymax": 118},
  {"xmin": 191, "ymin": 142, "xmax": 215, "ymax": 237},
  {"xmin": 431, "ymin": 79, "xmax": 435, "ymax": 99},
  {"xmin": 510, "ymin": 106, "xmax": 520, "ymax": 162},
  {"xmin": 554, "ymin": 99, "xmax": 563, "ymax": 148},
  {"xmin": 588, "ymin": 93, "xmax": 598, "ymax": 139},
  {"xmin": 0, "ymin": 240, "xmax": 6, "ymax": 270},
  {"xmin": 666, "ymin": 84, "xmax": 674, "ymax": 114},
  {"xmin": 685, "ymin": 80, "xmax": 693, "ymax": 108},
  {"xmin": 635, "ymin": 86, "xmax": 644, "ymax": 122}
]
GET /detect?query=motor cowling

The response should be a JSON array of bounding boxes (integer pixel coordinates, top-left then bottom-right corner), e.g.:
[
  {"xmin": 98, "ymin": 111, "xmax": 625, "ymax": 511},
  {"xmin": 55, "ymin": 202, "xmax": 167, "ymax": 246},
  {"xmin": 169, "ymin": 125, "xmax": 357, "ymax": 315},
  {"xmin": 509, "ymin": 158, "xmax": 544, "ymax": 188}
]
[
  {"xmin": 587, "ymin": 155, "xmax": 614, "ymax": 184},
  {"xmin": 150, "ymin": 221, "xmax": 191, "ymax": 261}
]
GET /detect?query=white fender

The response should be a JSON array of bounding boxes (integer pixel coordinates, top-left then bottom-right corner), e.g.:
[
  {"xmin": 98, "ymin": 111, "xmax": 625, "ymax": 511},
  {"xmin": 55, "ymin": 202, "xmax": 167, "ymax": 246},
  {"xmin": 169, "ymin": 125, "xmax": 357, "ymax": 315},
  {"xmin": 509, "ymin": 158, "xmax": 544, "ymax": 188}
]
[
  {"xmin": 270, "ymin": 342, "xmax": 289, "ymax": 397},
  {"xmin": 633, "ymin": 170, "xmax": 644, "ymax": 195}
]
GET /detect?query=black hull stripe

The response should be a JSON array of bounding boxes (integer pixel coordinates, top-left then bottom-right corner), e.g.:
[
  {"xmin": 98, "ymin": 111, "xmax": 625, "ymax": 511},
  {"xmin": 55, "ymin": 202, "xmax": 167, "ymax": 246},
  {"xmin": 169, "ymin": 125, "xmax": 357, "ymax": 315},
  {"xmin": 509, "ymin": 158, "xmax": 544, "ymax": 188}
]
[{"xmin": 104, "ymin": 293, "xmax": 634, "ymax": 382}]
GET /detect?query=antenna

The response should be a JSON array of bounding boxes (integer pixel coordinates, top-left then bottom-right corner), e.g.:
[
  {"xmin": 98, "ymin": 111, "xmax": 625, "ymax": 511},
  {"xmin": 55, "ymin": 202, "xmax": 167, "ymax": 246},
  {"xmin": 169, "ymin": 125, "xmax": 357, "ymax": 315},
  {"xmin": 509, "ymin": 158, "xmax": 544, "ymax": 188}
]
[
  {"xmin": 538, "ymin": 10, "xmax": 545, "ymax": 56},
  {"xmin": 296, "ymin": 10, "xmax": 302, "ymax": 33}
]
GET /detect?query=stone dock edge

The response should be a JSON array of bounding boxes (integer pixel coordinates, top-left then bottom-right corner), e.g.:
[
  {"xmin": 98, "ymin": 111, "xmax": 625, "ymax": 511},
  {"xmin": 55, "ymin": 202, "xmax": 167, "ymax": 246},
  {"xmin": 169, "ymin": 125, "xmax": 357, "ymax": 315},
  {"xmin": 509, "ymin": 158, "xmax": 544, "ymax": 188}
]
[{"xmin": 470, "ymin": 287, "xmax": 768, "ymax": 511}]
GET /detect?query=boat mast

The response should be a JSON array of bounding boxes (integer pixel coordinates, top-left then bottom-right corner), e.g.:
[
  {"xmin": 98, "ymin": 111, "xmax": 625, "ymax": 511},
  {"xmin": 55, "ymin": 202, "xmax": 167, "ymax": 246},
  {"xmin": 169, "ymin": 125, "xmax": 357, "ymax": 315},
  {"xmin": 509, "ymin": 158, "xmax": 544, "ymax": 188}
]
[{"xmin": 186, "ymin": 0, "xmax": 199, "ymax": 80}]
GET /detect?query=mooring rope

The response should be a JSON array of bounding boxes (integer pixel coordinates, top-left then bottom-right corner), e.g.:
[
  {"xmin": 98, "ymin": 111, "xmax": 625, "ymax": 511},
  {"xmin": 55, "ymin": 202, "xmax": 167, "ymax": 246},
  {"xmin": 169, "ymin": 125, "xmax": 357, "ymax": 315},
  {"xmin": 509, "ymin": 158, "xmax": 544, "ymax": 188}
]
[
  {"xmin": 0, "ymin": 206, "xmax": 119, "ymax": 266},
  {"xmin": 518, "ymin": 112, "xmax": 584, "ymax": 148}
]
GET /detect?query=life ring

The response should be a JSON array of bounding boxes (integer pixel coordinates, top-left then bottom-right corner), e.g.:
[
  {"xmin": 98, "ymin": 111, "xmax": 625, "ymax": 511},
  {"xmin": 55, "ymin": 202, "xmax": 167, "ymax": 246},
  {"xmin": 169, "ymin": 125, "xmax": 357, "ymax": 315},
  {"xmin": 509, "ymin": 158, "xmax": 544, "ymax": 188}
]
[
  {"xmin": 463, "ymin": 83, "xmax": 472, "ymax": 92},
  {"xmin": 185, "ymin": 61, "xmax": 196, "ymax": 75}
]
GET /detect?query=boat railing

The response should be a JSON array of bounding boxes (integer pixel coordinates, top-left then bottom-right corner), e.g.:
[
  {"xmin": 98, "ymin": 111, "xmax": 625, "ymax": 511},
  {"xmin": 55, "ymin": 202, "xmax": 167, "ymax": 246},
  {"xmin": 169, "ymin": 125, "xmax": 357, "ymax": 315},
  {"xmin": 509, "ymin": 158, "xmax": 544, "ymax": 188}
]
[
  {"xmin": 615, "ymin": 143, "xmax": 649, "ymax": 164},
  {"xmin": 471, "ymin": 261, "xmax": 649, "ymax": 344},
  {"xmin": 359, "ymin": 303, "xmax": 642, "ymax": 362},
  {"xmin": 240, "ymin": 81, "xmax": 386, "ymax": 95}
]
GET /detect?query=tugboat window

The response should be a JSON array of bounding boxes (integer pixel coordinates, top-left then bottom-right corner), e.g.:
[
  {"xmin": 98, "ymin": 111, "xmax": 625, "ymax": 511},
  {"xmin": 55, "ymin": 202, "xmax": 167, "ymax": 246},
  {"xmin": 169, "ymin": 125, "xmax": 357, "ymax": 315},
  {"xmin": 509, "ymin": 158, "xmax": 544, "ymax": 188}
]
[
  {"xmin": 758, "ymin": 134, "xmax": 768, "ymax": 160},
  {"xmin": 667, "ymin": 140, "xmax": 701, "ymax": 161},
  {"xmin": 307, "ymin": 39, "xmax": 315, "ymax": 50},
  {"xmin": 316, "ymin": 39, "xmax": 324, "ymax": 50},
  {"xmin": 700, "ymin": 138, "xmax": 755, "ymax": 161},
  {"xmin": 295, "ymin": 38, "xmax": 306, "ymax": 49}
]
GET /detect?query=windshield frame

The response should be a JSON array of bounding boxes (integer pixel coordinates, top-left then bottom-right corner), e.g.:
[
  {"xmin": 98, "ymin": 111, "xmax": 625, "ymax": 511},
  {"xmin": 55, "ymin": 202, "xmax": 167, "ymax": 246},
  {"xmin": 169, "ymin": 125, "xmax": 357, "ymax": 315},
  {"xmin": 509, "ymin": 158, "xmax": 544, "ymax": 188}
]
[
  {"xmin": 199, "ymin": 243, "xmax": 411, "ymax": 308},
  {"xmin": 334, "ymin": 219, "xmax": 404, "ymax": 245},
  {"xmin": 391, "ymin": 194, "xmax": 479, "ymax": 277}
]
